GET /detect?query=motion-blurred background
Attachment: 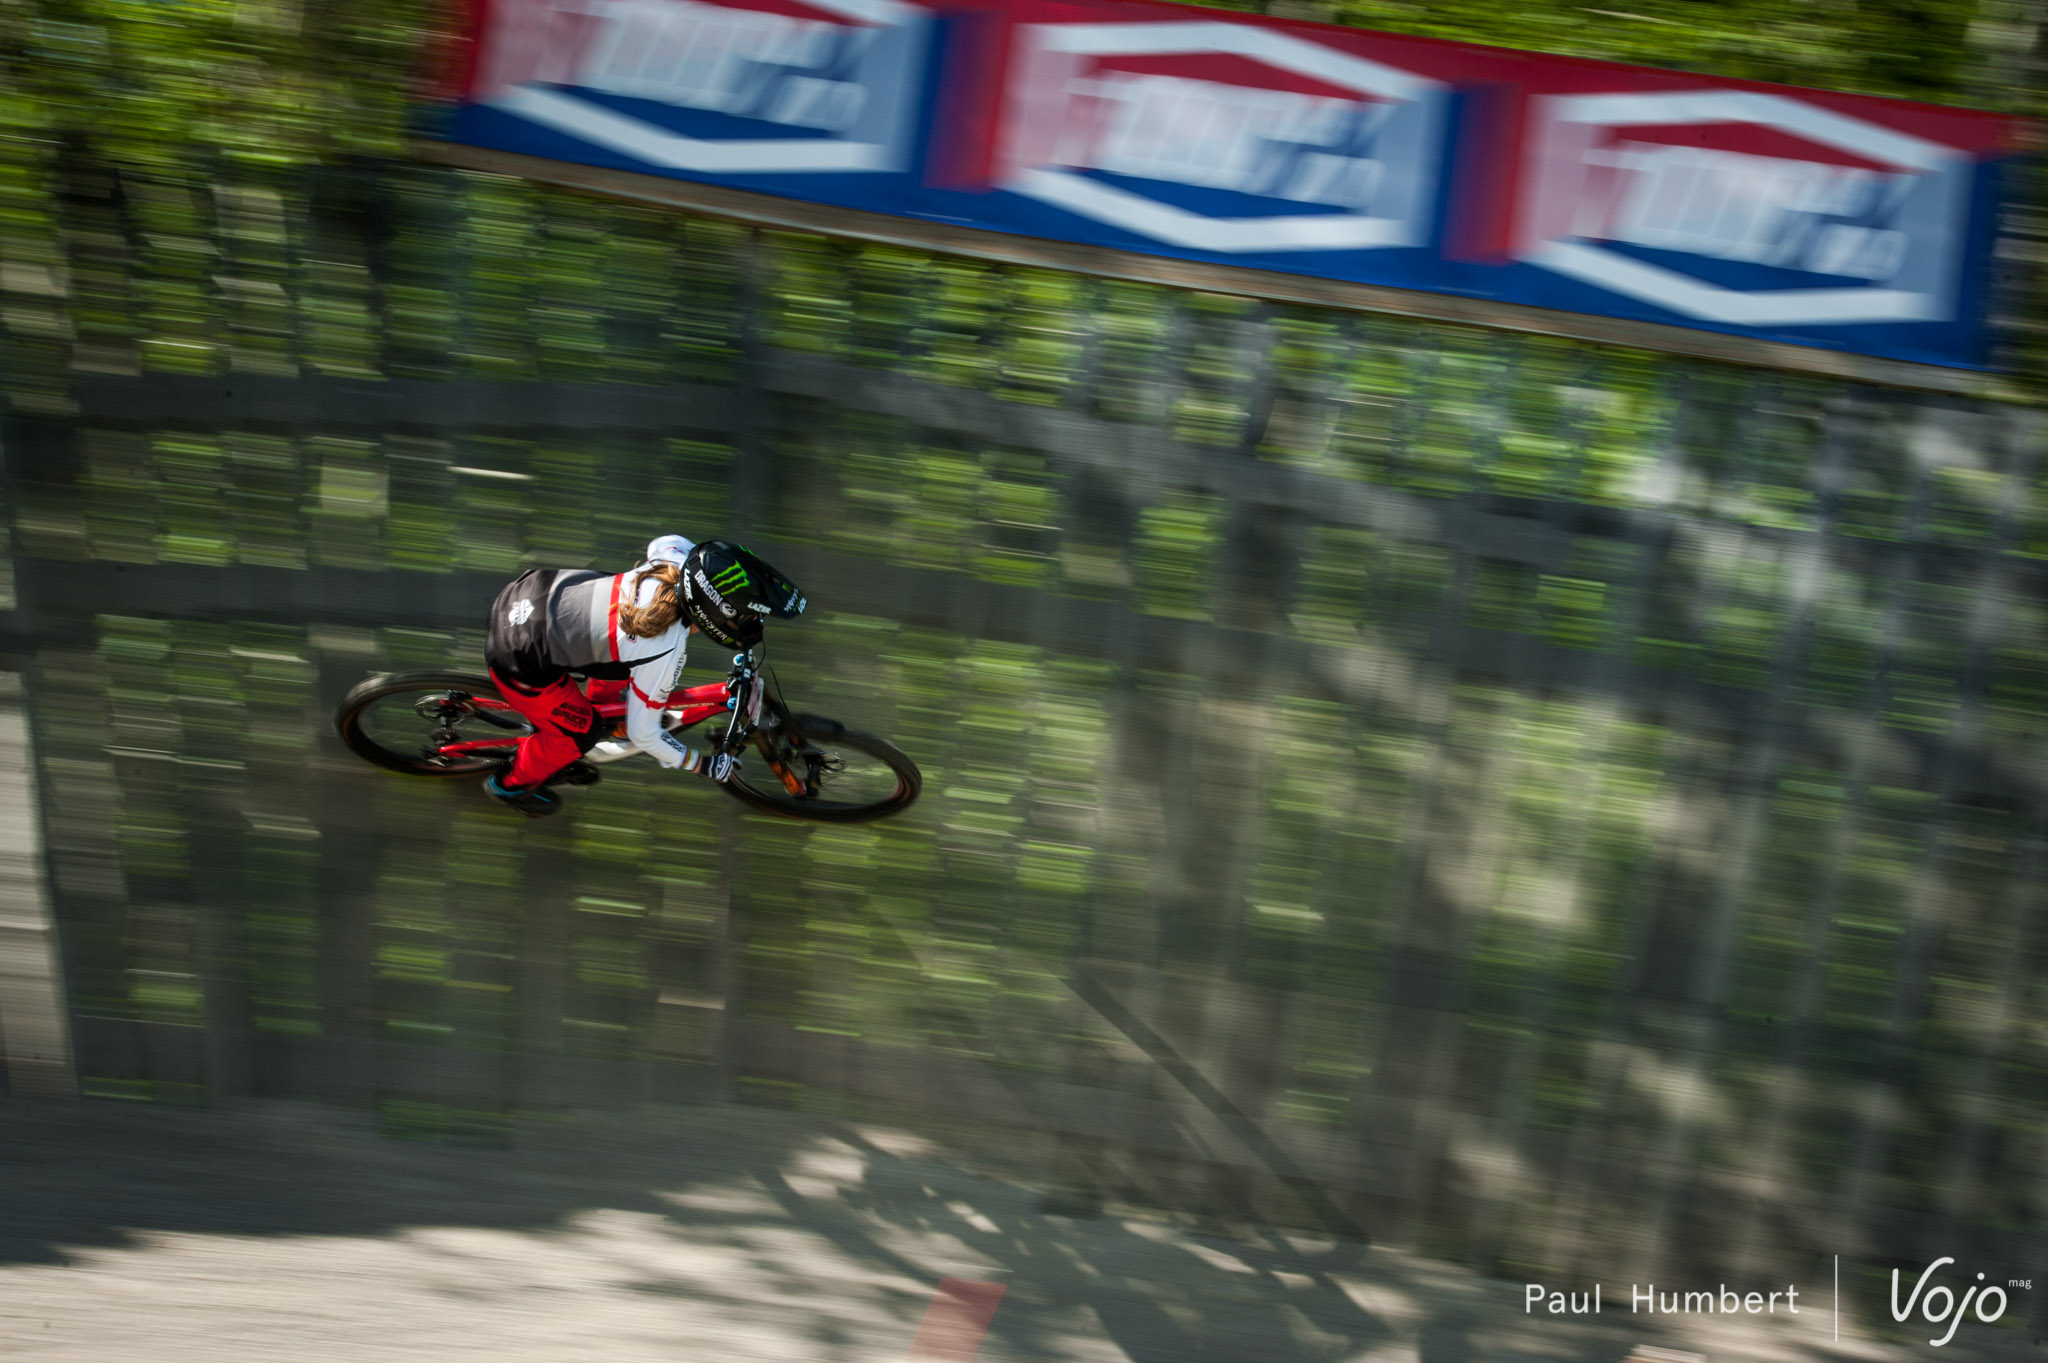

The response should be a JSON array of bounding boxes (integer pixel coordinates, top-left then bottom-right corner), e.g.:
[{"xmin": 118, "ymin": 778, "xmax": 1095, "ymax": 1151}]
[{"xmin": 0, "ymin": 0, "xmax": 2044, "ymax": 1331}]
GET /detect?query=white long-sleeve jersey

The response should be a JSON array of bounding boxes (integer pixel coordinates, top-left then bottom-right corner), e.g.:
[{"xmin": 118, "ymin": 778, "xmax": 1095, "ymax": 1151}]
[{"xmin": 545, "ymin": 535, "xmax": 703, "ymax": 769}]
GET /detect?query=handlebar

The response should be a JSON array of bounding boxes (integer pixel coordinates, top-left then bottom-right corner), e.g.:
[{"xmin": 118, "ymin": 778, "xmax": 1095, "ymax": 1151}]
[{"xmin": 717, "ymin": 651, "xmax": 759, "ymax": 755}]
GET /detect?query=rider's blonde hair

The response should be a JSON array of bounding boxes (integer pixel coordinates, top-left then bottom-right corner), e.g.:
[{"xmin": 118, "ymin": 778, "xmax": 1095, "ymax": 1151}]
[{"xmin": 618, "ymin": 561, "xmax": 684, "ymax": 638}]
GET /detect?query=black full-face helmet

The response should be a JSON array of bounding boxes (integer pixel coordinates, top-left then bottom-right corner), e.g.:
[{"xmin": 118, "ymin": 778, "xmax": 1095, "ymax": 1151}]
[{"xmin": 680, "ymin": 540, "xmax": 806, "ymax": 650}]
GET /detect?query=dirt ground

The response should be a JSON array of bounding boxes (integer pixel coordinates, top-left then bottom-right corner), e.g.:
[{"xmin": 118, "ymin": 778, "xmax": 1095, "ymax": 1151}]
[{"xmin": 0, "ymin": 1099, "xmax": 2030, "ymax": 1362}]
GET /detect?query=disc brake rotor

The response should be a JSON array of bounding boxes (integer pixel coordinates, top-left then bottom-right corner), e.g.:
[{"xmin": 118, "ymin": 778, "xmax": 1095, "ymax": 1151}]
[
  {"xmin": 413, "ymin": 693, "xmax": 474, "ymax": 722},
  {"xmin": 408, "ymin": 692, "xmax": 478, "ymax": 765}
]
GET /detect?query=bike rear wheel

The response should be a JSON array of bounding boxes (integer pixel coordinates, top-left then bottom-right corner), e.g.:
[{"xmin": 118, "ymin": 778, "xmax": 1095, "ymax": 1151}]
[
  {"xmin": 724, "ymin": 713, "xmax": 921, "ymax": 823},
  {"xmin": 334, "ymin": 671, "xmax": 531, "ymax": 777}
]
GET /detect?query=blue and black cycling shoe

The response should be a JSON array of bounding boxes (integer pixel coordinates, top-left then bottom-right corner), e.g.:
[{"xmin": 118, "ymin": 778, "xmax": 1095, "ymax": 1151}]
[{"xmin": 484, "ymin": 773, "xmax": 561, "ymax": 818}]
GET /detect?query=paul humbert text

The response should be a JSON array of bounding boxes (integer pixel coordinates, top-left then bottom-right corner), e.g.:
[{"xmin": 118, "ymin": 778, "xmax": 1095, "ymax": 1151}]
[{"xmin": 1525, "ymin": 1283, "xmax": 1801, "ymax": 1316}]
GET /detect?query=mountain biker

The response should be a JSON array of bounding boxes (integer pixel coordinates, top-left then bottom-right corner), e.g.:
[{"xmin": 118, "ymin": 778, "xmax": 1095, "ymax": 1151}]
[{"xmin": 481, "ymin": 534, "xmax": 806, "ymax": 818}]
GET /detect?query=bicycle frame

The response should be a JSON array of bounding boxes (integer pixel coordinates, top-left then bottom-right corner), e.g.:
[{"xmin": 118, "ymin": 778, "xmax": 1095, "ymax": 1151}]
[
  {"xmin": 433, "ymin": 678, "xmax": 735, "ymax": 760},
  {"xmin": 335, "ymin": 653, "xmax": 918, "ymax": 814}
]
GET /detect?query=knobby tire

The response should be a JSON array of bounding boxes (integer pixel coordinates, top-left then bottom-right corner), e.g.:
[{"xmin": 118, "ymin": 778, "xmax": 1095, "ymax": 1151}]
[
  {"xmin": 721, "ymin": 713, "xmax": 921, "ymax": 824},
  {"xmin": 334, "ymin": 670, "xmax": 526, "ymax": 777}
]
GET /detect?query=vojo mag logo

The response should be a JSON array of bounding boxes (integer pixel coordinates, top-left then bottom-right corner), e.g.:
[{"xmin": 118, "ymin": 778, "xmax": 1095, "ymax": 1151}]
[
  {"xmin": 1515, "ymin": 89, "xmax": 1972, "ymax": 327},
  {"xmin": 993, "ymin": 22, "xmax": 1448, "ymax": 253},
  {"xmin": 470, "ymin": 0, "xmax": 930, "ymax": 175}
]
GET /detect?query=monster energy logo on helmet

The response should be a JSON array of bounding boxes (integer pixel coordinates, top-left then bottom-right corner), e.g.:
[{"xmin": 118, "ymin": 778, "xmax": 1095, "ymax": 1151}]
[{"xmin": 691, "ymin": 568, "xmax": 737, "ymax": 618}]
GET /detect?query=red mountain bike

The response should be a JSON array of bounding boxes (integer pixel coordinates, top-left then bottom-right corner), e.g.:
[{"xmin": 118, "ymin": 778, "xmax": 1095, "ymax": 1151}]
[{"xmin": 334, "ymin": 651, "xmax": 920, "ymax": 823}]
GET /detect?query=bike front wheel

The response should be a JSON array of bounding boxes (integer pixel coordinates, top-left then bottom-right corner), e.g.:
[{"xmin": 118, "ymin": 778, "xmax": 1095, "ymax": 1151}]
[
  {"xmin": 724, "ymin": 713, "xmax": 921, "ymax": 823},
  {"xmin": 334, "ymin": 670, "xmax": 531, "ymax": 777}
]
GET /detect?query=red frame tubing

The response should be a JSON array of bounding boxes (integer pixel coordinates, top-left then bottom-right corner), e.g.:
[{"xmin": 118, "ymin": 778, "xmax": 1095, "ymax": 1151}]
[{"xmin": 436, "ymin": 684, "xmax": 733, "ymax": 759}]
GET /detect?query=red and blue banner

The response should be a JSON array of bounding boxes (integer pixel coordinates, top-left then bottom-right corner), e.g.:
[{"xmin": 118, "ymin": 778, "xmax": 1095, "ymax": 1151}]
[{"xmin": 440, "ymin": 0, "xmax": 2028, "ymax": 369}]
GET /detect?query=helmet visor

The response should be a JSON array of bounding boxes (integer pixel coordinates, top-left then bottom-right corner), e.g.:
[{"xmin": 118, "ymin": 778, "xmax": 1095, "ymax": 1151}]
[{"xmin": 728, "ymin": 546, "xmax": 805, "ymax": 619}]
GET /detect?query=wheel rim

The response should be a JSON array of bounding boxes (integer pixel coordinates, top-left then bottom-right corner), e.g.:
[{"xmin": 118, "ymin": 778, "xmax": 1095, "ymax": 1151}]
[
  {"xmin": 354, "ymin": 686, "xmax": 529, "ymax": 774},
  {"xmin": 745, "ymin": 736, "xmax": 909, "ymax": 812}
]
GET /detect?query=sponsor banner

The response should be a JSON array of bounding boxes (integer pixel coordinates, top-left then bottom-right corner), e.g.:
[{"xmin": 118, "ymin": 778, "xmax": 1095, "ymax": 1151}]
[
  {"xmin": 1473, "ymin": 65, "xmax": 2014, "ymax": 366},
  {"xmin": 970, "ymin": 6, "xmax": 1455, "ymax": 257},
  {"xmin": 446, "ymin": 0, "xmax": 937, "ymax": 186},
  {"xmin": 439, "ymin": 0, "xmax": 2026, "ymax": 369}
]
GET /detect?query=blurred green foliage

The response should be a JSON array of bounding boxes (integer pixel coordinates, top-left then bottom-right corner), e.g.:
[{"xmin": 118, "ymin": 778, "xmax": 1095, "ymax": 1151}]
[
  {"xmin": 1, "ymin": 0, "xmax": 446, "ymax": 174},
  {"xmin": 1319, "ymin": 0, "xmax": 1985, "ymax": 104}
]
